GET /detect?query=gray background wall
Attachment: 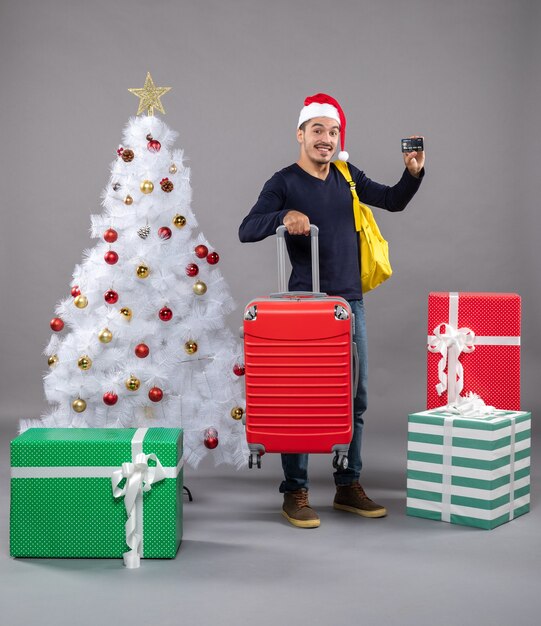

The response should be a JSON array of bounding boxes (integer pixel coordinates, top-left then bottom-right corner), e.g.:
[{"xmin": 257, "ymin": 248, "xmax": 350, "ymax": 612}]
[
  {"xmin": 0, "ymin": 0, "xmax": 539, "ymax": 429},
  {"xmin": 1, "ymin": 3, "xmax": 540, "ymax": 625}
]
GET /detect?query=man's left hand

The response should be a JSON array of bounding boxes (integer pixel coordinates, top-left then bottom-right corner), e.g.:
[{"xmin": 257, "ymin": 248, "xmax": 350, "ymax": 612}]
[{"xmin": 403, "ymin": 135, "xmax": 425, "ymax": 178}]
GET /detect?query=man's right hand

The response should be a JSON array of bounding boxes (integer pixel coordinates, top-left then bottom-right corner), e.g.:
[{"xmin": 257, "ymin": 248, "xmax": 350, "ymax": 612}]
[{"xmin": 283, "ymin": 210, "xmax": 310, "ymax": 236}]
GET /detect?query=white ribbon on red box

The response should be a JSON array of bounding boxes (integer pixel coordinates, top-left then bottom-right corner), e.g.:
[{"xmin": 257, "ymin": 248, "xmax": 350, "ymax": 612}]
[{"xmin": 427, "ymin": 292, "xmax": 521, "ymax": 404}]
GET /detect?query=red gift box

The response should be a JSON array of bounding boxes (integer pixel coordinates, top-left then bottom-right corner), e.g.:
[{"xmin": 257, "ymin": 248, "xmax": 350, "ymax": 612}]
[{"xmin": 427, "ymin": 292, "xmax": 521, "ymax": 410}]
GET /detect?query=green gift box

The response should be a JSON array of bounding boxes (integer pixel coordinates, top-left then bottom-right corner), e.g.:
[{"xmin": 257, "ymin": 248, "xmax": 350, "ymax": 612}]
[
  {"xmin": 407, "ymin": 408, "xmax": 531, "ymax": 530},
  {"xmin": 10, "ymin": 427, "xmax": 183, "ymax": 566}
]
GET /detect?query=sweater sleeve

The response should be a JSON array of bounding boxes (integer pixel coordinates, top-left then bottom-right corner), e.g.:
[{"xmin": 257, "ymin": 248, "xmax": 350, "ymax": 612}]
[
  {"xmin": 354, "ymin": 166, "xmax": 425, "ymax": 213},
  {"xmin": 238, "ymin": 173, "xmax": 291, "ymax": 242}
]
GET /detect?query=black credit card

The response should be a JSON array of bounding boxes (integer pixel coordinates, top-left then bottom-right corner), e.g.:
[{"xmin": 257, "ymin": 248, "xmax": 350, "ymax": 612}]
[{"xmin": 401, "ymin": 137, "xmax": 424, "ymax": 153}]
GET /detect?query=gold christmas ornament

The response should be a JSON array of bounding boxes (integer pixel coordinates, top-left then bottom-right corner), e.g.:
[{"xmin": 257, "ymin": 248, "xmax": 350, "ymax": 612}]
[
  {"xmin": 172, "ymin": 214, "xmax": 186, "ymax": 228},
  {"xmin": 98, "ymin": 328, "xmax": 113, "ymax": 343},
  {"xmin": 48, "ymin": 354, "xmax": 59, "ymax": 367},
  {"xmin": 140, "ymin": 180, "xmax": 154, "ymax": 194},
  {"xmin": 74, "ymin": 294, "xmax": 88, "ymax": 309},
  {"xmin": 126, "ymin": 375, "xmax": 141, "ymax": 391},
  {"xmin": 124, "ymin": 194, "xmax": 133, "ymax": 205},
  {"xmin": 128, "ymin": 72, "xmax": 171, "ymax": 116},
  {"xmin": 230, "ymin": 407, "xmax": 244, "ymax": 421},
  {"xmin": 120, "ymin": 307, "xmax": 133, "ymax": 321},
  {"xmin": 193, "ymin": 280, "xmax": 207, "ymax": 296},
  {"xmin": 136, "ymin": 263, "xmax": 150, "ymax": 279},
  {"xmin": 72, "ymin": 398, "xmax": 87, "ymax": 413},
  {"xmin": 77, "ymin": 355, "xmax": 92, "ymax": 370},
  {"xmin": 169, "ymin": 163, "xmax": 178, "ymax": 174},
  {"xmin": 184, "ymin": 340, "xmax": 198, "ymax": 355}
]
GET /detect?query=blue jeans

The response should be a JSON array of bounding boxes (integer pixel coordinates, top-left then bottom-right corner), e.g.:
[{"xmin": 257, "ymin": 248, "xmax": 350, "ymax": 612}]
[{"xmin": 279, "ymin": 299, "xmax": 368, "ymax": 492}]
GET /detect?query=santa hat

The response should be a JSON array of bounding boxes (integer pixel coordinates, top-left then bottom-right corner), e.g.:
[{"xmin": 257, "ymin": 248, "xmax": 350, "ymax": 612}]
[{"xmin": 297, "ymin": 93, "xmax": 349, "ymax": 161}]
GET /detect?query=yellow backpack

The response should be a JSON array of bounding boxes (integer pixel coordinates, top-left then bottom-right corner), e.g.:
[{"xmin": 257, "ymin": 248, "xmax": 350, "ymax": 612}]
[{"xmin": 334, "ymin": 160, "xmax": 392, "ymax": 293}]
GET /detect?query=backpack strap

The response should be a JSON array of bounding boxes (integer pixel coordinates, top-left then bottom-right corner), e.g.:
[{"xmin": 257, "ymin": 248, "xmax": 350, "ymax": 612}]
[{"xmin": 333, "ymin": 160, "xmax": 364, "ymax": 232}]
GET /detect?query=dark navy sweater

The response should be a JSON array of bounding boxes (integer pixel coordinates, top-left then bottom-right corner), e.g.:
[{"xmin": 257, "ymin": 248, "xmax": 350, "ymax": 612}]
[{"xmin": 238, "ymin": 162, "xmax": 423, "ymax": 299}]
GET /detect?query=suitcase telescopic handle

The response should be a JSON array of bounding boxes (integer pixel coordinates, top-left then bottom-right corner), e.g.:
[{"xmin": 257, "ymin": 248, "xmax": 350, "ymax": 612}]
[{"xmin": 275, "ymin": 224, "xmax": 320, "ymax": 294}]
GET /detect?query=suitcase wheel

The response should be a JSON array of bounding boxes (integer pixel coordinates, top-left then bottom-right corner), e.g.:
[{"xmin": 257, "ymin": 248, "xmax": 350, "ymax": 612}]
[
  {"xmin": 332, "ymin": 453, "xmax": 348, "ymax": 470},
  {"xmin": 248, "ymin": 453, "xmax": 262, "ymax": 469}
]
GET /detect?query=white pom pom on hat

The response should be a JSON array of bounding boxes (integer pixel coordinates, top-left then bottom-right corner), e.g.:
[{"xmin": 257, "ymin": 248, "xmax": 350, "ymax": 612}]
[{"xmin": 298, "ymin": 93, "xmax": 349, "ymax": 161}]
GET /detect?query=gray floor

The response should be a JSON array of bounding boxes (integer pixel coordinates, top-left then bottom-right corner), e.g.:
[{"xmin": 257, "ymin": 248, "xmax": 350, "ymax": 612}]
[{"xmin": 1, "ymin": 420, "xmax": 539, "ymax": 626}]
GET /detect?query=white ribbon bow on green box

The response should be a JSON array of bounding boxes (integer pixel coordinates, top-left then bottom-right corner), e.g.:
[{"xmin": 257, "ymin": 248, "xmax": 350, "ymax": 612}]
[{"xmin": 111, "ymin": 429, "xmax": 169, "ymax": 569}]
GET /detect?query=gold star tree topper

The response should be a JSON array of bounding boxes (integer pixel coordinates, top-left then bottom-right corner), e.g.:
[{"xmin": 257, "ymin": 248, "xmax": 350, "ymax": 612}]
[{"xmin": 128, "ymin": 72, "xmax": 171, "ymax": 116}]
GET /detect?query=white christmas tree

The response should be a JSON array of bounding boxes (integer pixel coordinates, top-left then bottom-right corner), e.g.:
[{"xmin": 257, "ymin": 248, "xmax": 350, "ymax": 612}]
[{"xmin": 25, "ymin": 74, "xmax": 248, "ymax": 469}]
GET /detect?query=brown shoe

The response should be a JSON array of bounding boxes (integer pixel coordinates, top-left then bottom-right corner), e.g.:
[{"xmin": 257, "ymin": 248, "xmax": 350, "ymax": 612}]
[
  {"xmin": 333, "ymin": 482, "xmax": 387, "ymax": 518},
  {"xmin": 282, "ymin": 489, "xmax": 320, "ymax": 528}
]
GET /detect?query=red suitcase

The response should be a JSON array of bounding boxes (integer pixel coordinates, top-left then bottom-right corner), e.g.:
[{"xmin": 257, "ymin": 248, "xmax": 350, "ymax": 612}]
[{"xmin": 242, "ymin": 225, "xmax": 357, "ymax": 469}]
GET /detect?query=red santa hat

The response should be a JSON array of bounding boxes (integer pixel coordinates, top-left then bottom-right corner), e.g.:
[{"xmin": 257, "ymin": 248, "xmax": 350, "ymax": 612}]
[{"xmin": 297, "ymin": 93, "xmax": 349, "ymax": 161}]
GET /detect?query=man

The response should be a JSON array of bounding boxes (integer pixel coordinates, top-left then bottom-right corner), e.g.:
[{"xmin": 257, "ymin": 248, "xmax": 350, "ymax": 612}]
[{"xmin": 238, "ymin": 93, "xmax": 425, "ymax": 528}]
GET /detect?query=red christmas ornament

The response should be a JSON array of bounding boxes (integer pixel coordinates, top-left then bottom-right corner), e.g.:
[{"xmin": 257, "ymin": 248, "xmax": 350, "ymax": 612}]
[
  {"xmin": 147, "ymin": 139, "xmax": 161, "ymax": 153},
  {"xmin": 103, "ymin": 228, "xmax": 118, "ymax": 243},
  {"xmin": 185, "ymin": 263, "xmax": 199, "ymax": 277},
  {"xmin": 71, "ymin": 285, "xmax": 81, "ymax": 297},
  {"xmin": 195, "ymin": 244, "xmax": 209, "ymax": 259},
  {"xmin": 103, "ymin": 392, "xmax": 118, "ymax": 406},
  {"xmin": 148, "ymin": 387, "xmax": 163, "ymax": 402},
  {"xmin": 135, "ymin": 343, "xmax": 150, "ymax": 358},
  {"xmin": 104, "ymin": 250, "xmax": 119, "ymax": 265},
  {"xmin": 159, "ymin": 306, "xmax": 173, "ymax": 321},
  {"xmin": 104, "ymin": 289, "xmax": 119, "ymax": 304},
  {"xmin": 206, "ymin": 251, "xmax": 220, "ymax": 265},
  {"xmin": 50, "ymin": 317, "xmax": 64, "ymax": 332},
  {"xmin": 204, "ymin": 427, "xmax": 219, "ymax": 449},
  {"xmin": 233, "ymin": 363, "xmax": 246, "ymax": 377},
  {"xmin": 158, "ymin": 226, "xmax": 172, "ymax": 240},
  {"xmin": 204, "ymin": 437, "xmax": 219, "ymax": 450}
]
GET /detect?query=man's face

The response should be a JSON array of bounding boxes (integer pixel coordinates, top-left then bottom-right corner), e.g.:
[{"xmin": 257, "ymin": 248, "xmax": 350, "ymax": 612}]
[{"xmin": 297, "ymin": 117, "xmax": 340, "ymax": 165}]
